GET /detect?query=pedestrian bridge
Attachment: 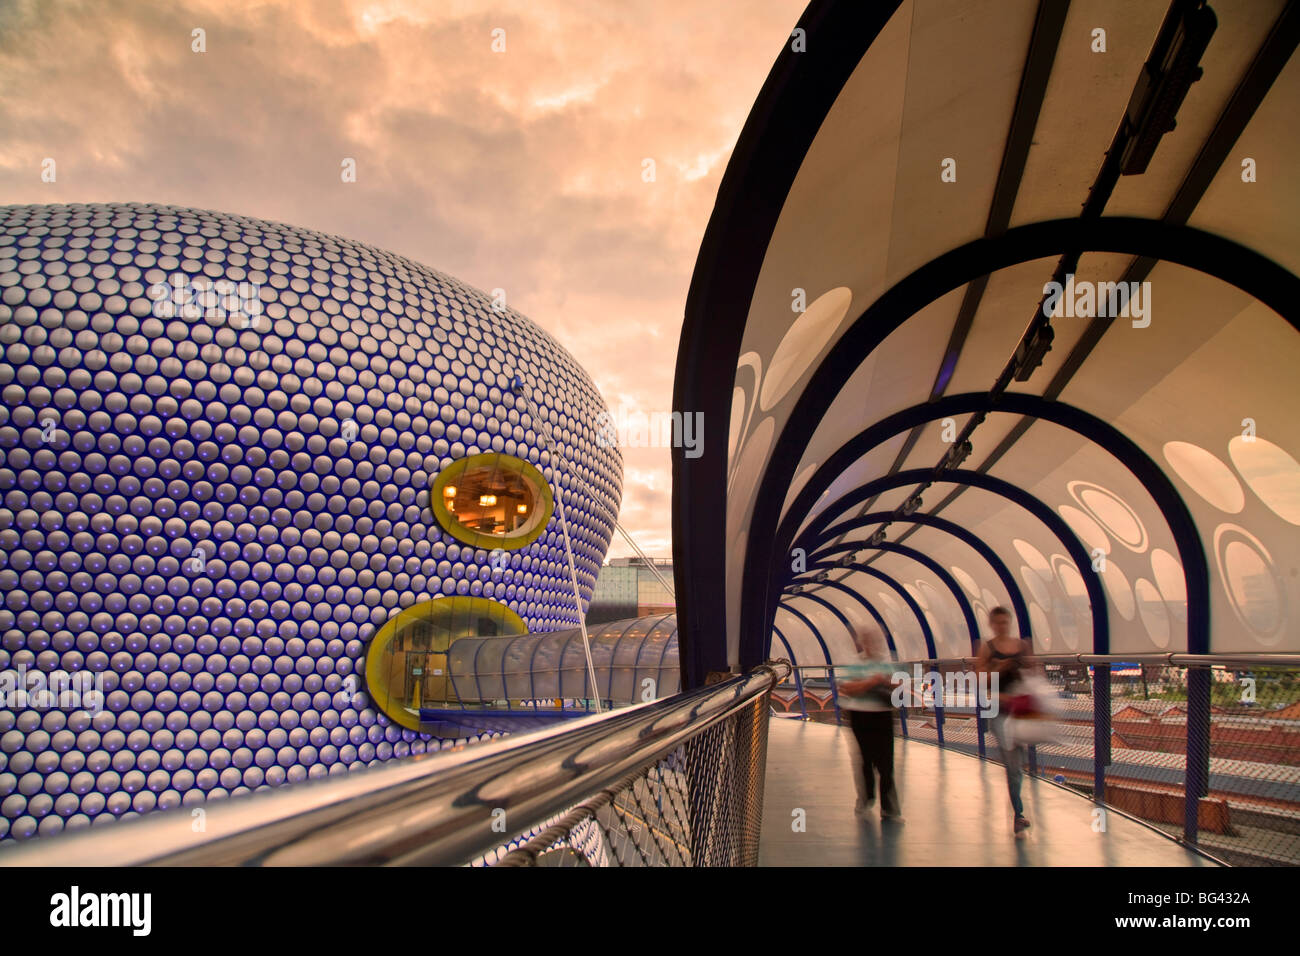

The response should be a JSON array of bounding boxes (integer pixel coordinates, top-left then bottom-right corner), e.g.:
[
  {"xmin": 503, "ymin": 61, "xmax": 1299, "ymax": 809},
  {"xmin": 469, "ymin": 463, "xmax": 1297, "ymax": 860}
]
[
  {"xmin": 3, "ymin": 0, "xmax": 1298, "ymax": 869},
  {"xmin": 761, "ymin": 718, "xmax": 1210, "ymax": 867}
]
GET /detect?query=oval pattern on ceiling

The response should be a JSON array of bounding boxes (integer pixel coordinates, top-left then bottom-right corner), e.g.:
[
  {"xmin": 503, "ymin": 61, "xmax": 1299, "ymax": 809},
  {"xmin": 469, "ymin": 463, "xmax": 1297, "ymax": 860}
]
[{"xmin": 759, "ymin": 286, "xmax": 853, "ymax": 412}]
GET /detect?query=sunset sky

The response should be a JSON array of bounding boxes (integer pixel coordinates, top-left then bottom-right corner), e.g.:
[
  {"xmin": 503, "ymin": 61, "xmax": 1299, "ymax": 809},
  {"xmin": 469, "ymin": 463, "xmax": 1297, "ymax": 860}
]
[{"xmin": 0, "ymin": 0, "xmax": 807, "ymax": 558}]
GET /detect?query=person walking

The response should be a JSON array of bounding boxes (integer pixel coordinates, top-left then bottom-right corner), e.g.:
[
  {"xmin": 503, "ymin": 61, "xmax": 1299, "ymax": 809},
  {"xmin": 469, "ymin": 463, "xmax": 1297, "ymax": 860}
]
[
  {"xmin": 837, "ymin": 625, "xmax": 903, "ymax": 823},
  {"xmin": 976, "ymin": 606, "xmax": 1035, "ymax": 834}
]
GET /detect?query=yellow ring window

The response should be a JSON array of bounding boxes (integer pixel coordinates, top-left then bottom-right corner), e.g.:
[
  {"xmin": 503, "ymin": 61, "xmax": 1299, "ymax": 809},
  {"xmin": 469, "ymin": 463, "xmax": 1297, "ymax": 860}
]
[
  {"xmin": 431, "ymin": 452, "xmax": 554, "ymax": 550},
  {"xmin": 365, "ymin": 595, "xmax": 529, "ymax": 730}
]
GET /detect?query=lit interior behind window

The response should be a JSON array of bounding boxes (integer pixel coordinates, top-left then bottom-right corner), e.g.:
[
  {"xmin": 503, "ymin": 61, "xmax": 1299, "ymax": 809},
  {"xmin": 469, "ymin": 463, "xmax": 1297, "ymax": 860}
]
[{"xmin": 431, "ymin": 453, "xmax": 554, "ymax": 550}]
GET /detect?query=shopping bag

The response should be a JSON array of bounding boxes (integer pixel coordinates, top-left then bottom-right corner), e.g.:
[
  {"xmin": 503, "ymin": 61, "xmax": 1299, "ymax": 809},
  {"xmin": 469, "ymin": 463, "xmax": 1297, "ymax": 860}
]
[
  {"xmin": 1004, "ymin": 713, "xmax": 1061, "ymax": 745},
  {"xmin": 1003, "ymin": 674, "xmax": 1063, "ymax": 746}
]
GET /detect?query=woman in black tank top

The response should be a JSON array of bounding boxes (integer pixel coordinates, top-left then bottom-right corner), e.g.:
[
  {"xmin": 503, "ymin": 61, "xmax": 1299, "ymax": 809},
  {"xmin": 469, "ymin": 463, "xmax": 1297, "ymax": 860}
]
[
  {"xmin": 987, "ymin": 640, "xmax": 1028, "ymax": 693},
  {"xmin": 976, "ymin": 606, "xmax": 1034, "ymax": 834}
]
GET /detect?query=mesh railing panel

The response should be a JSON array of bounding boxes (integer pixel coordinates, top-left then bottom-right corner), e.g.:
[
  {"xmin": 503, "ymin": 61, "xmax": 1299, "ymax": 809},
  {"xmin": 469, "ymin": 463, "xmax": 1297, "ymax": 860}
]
[
  {"xmin": 1041, "ymin": 662, "xmax": 1300, "ymax": 867},
  {"xmin": 478, "ymin": 690, "xmax": 773, "ymax": 867},
  {"xmin": 778, "ymin": 659, "xmax": 1300, "ymax": 866}
]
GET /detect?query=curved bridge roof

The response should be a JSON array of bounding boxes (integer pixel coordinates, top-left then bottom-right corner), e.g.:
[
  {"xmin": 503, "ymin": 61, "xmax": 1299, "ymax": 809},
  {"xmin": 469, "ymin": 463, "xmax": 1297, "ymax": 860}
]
[{"xmin": 672, "ymin": 0, "xmax": 1300, "ymax": 683}]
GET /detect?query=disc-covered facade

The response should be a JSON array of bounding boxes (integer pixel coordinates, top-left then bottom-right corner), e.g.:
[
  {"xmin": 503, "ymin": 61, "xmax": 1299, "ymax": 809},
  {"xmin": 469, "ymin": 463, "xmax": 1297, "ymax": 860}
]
[{"xmin": 0, "ymin": 203, "xmax": 623, "ymax": 842}]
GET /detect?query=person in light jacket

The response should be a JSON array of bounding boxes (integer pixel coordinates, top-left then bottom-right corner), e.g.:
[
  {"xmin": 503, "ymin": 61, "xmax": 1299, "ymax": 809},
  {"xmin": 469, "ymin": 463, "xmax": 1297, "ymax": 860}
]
[{"xmin": 837, "ymin": 625, "xmax": 902, "ymax": 823}]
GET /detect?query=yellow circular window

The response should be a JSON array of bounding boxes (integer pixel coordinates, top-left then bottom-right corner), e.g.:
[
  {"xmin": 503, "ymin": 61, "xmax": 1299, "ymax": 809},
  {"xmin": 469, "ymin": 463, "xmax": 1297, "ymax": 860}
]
[
  {"xmin": 431, "ymin": 452, "xmax": 554, "ymax": 550},
  {"xmin": 365, "ymin": 595, "xmax": 529, "ymax": 730}
]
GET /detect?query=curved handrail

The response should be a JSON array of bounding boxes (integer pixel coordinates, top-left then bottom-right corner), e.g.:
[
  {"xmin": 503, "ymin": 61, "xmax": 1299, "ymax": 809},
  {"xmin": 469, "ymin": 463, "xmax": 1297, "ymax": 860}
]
[
  {"xmin": 0, "ymin": 663, "xmax": 787, "ymax": 867},
  {"xmin": 787, "ymin": 652, "xmax": 1300, "ymax": 670}
]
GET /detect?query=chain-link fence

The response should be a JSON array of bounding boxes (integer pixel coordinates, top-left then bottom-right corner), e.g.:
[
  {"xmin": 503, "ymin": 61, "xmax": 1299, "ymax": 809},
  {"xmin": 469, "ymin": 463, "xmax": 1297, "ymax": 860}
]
[
  {"xmin": 478, "ymin": 681, "xmax": 773, "ymax": 866},
  {"xmin": 1030, "ymin": 660, "xmax": 1300, "ymax": 866},
  {"xmin": 776, "ymin": 656, "xmax": 1300, "ymax": 866}
]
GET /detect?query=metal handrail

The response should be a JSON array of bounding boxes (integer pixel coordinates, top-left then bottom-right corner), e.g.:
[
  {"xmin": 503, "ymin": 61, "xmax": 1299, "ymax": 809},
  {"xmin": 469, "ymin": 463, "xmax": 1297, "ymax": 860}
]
[
  {"xmin": 0, "ymin": 663, "xmax": 788, "ymax": 867},
  {"xmin": 784, "ymin": 652, "xmax": 1300, "ymax": 672}
]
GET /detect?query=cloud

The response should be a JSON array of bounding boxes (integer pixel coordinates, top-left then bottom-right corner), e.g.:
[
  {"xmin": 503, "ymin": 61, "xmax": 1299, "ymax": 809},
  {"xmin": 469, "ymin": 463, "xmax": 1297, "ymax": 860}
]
[{"xmin": 0, "ymin": 0, "xmax": 805, "ymax": 561}]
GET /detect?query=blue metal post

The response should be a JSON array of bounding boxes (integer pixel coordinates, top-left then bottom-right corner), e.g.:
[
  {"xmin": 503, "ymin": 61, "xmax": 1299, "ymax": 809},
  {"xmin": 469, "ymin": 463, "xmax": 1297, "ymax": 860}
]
[
  {"xmin": 932, "ymin": 662, "xmax": 945, "ymax": 748},
  {"xmin": 1093, "ymin": 664, "xmax": 1111, "ymax": 804},
  {"xmin": 1184, "ymin": 665, "xmax": 1211, "ymax": 845}
]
